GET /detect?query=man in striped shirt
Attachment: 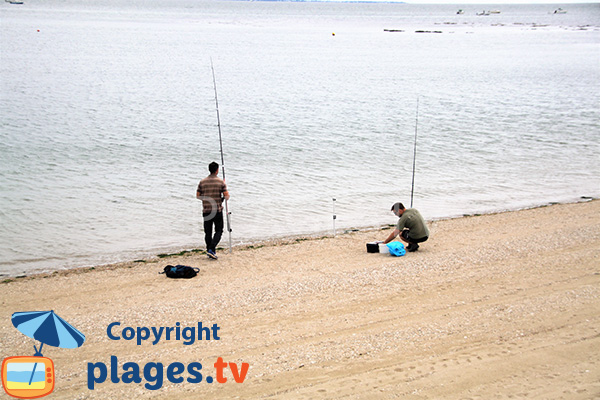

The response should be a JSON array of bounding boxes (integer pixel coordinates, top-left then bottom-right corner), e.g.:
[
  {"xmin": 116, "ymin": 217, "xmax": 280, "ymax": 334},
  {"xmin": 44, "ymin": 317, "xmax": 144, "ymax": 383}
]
[{"xmin": 196, "ymin": 162, "xmax": 230, "ymax": 259}]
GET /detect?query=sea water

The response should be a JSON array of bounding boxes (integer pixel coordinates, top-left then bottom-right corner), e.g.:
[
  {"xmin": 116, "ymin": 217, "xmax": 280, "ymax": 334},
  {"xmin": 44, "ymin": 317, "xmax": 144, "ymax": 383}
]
[{"xmin": 1, "ymin": 1, "xmax": 599, "ymax": 276}]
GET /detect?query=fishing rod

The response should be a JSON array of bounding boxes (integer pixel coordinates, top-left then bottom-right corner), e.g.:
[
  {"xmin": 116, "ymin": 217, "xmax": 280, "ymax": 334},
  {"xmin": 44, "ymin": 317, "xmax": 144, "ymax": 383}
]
[
  {"xmin": 410, "ymin": 97, "xmax": 419, "ymax": 208},
  {"xmin": 210, "ymin": 59, "xmax": 232, "ymax": 253},
  {"xmin": 332, "ymin": 198, "xmax": 337, "ymax": 237}
]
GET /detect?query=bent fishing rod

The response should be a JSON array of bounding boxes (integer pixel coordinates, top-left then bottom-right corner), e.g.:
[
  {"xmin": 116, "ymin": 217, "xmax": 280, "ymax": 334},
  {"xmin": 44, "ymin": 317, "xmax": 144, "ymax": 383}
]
[
  {"xmin": 210, "ymin": 59, "xmax": 232, "ymax": 253},
  {"xmin": 410, "ymin": 97, "xmax": 419, "ymax": 208}
]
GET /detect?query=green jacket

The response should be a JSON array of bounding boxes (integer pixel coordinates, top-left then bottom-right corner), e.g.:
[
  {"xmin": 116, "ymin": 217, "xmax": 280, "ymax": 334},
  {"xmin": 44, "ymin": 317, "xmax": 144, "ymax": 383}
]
[{"xmin": 397, "ymin": 208, "xmax": 429, "ymax": 239}]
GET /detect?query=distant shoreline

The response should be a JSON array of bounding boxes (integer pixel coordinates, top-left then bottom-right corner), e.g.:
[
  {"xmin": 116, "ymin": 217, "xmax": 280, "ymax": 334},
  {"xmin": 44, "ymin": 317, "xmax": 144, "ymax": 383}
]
[{"xmin": 229, "ymin": 0, "xmax": 406, "ymax": 3}]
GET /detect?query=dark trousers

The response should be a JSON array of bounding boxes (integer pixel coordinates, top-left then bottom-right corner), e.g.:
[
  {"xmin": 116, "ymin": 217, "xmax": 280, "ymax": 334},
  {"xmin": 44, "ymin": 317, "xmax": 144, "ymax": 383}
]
[
  {"xmin": 401, "ymin": 229, "xmax": 428, "ymax": 244},
  {"xmin": 203, "ymin": 211, "xmax": 223, "ymax": 252}
]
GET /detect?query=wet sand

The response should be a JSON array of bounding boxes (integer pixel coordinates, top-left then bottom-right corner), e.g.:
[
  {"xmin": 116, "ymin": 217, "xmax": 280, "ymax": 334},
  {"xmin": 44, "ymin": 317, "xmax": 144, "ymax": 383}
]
[{"xmin": 1, "ymin": 200, "xmax": 599, "ymax": 399}]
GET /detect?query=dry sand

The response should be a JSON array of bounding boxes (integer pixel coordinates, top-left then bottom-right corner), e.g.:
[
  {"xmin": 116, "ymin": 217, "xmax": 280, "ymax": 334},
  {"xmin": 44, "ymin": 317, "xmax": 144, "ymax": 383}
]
[{"xmin": 1, "ymin": 200, "xmax": 599, "ymax": 399}]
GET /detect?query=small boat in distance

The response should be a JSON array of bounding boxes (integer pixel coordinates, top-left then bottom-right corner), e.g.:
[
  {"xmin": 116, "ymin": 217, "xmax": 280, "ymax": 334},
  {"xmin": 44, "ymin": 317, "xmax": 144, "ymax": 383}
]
[
  {"xmin": 5, "ymin": 0, "xmax": 24, "ymax": 3},
  {"xmin": 554, "ymin": 8, "xmax": 567, "ymax": 14},
  {"xmin": 456, "ymin": 9, "xmax": 464, "ymax": 15},
  {"xmin": 488, "ymin": 10, "xmax": 501, "ymax": 14},
  {"xmin": 477, "ymin": 10, "xmax": 490, "ymax": 16}
]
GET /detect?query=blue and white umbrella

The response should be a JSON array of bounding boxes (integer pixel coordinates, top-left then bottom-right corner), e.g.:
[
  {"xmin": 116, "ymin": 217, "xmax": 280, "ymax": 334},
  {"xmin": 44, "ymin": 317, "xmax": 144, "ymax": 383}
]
[
  {"xmin": 11, "ymin": 310, "xmax": 85, "ymax": 355},
  {"xmin": 11, "ymin": 310, "xmax": 85, "ymax": 386}
]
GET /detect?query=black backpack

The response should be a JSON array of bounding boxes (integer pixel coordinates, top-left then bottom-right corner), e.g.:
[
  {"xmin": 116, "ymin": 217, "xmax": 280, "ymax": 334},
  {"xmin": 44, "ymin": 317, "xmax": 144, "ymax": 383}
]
[{"xmin": 160, "ymin": 265, "xmax": 200, "ymax": 279}]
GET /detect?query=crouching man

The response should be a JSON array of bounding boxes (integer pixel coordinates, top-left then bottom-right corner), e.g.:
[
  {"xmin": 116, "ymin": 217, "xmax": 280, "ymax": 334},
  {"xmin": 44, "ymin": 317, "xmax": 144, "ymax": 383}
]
[{"xmin": 383, "ymin": 202, "xmax": 429, "ymax": 252}]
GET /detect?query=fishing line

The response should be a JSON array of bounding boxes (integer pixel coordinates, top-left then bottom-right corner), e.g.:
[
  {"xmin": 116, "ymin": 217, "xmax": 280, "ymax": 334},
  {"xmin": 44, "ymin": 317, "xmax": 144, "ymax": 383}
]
[
  {"xmin": 410, "ymin": 97, "xmax": 419, "ymax": 208},
  {"xmin": 210, "ymin": 59, "xmax": 232, "ymax": 253}
]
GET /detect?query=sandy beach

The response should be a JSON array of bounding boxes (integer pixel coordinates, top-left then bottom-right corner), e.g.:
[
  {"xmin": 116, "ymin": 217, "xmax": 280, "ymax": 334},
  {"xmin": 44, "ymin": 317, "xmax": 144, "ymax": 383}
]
[{"xmin": 1, "ymin": 200, "xmax": 598, "ymax": 399}]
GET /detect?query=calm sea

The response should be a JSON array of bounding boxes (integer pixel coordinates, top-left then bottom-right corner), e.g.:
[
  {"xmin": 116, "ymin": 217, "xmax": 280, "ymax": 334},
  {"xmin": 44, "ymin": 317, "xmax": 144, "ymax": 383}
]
[{"xmin": 1, "ymin": 1, "xmax": 599, "ymax": 276}]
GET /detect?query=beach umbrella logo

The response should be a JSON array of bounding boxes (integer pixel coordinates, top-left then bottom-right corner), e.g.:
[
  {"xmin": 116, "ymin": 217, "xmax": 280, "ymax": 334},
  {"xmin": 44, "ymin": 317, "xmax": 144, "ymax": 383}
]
[{"xmin": 2, "ymin": 310, "xmax": 85, "ymax": 399}]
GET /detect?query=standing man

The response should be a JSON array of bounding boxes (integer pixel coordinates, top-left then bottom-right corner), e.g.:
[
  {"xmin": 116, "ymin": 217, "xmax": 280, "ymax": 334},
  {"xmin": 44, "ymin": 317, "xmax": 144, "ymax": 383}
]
[
  {"xmin": 383, "ymin": 202, "xmax": 429, "ymax": 252},
  {"xmin": 196, "ymin": 161, "xmax": 230, "ymax": 259}
]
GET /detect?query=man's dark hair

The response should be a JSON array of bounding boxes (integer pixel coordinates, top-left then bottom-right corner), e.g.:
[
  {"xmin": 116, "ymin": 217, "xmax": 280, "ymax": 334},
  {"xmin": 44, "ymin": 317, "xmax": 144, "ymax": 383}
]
[
  {"xmin": 391, "ymin": 202, "xmax": 405, "ymax": 213},
  {"xmin": 209, "ymin": 162, "xmax": 219, "ymax": 174}
]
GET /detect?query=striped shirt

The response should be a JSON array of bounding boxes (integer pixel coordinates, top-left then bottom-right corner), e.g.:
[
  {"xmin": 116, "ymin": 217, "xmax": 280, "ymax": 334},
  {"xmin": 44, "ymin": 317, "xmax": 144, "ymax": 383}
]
[{"xmin": 197, "ymin": 174, "xmax": 228, "ymax": 213}]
